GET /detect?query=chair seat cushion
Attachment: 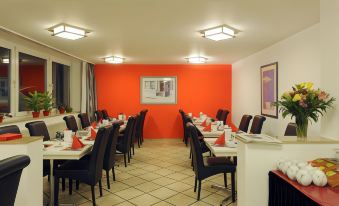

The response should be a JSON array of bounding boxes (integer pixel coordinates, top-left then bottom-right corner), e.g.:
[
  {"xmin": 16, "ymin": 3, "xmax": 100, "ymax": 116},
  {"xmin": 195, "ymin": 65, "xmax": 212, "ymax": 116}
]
[{"xmin": 204, "ymin": 157, "xmax": 234, "ymax": 167}]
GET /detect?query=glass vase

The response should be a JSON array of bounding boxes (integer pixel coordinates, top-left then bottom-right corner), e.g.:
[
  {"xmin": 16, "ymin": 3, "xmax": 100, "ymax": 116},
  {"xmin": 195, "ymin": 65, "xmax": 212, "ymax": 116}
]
[{"xmin": 296, "ymin": 118, "xmax": 308, "ymax": 138}]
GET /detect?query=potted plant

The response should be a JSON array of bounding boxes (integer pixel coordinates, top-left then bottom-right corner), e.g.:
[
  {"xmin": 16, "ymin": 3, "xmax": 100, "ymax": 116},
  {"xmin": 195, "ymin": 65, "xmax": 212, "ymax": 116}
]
[
  {"xmin": 276, "ymin": 82, "xmax": 335, "ymax": 138},
  {"xmin": 41, "ymin": 91, "xmax": 53, "ymax": 116},
  {"xmin": 65, "ymin": 105, "xmax": 73, "ymax": 113},
  {"xmin": 58, "ymin": 105, "xmax": 65, "ymax": 114},
  {"xmin": 24, "ymin": 91, "xmax": 42, "ymax": 118}
]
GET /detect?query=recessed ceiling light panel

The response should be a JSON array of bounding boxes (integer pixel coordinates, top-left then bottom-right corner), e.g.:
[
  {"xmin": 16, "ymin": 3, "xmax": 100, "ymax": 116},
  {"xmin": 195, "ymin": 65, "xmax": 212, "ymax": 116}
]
[
  {"xmin": 104, "ymin": 56, "xmax": 124, "ymax": 64},
  {"xmin": 202, "ymin": 25, "xmax": 235, "ymax": 41},
  {"xmin": 50, "ymin": 24, "xmax": 88, "ymax": 40},
  {"xmin": 186, "ymin": 56, "xmax": 207, "ymax": 64}
]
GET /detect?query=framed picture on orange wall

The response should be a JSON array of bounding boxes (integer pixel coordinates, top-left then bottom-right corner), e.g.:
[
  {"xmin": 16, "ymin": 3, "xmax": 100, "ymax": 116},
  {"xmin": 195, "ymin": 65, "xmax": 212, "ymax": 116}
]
[
  {"xmin": 261, "ymin": 62, "xmax": 278, "ymax": 118},
  {"xmin": 140, "ymin": 76, "xmax": 177, "ymax": 104}
]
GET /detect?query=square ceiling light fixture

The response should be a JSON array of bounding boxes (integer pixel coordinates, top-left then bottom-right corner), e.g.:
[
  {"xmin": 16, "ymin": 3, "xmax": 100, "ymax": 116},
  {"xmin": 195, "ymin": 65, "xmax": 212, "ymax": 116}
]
[
  {"xmin": 104, "ymin": 56, "xmax": 124, "ymax": 64},
  {"xmin": 202, "ymin": 25, "xmax": 235, "ymax": 41},
  {"xmin": 186, "ymin": 56, "xmax": 207, "ymax": 64},
  {"xmin": 49, "ymin": 24, "xmax": 88, "ymax": 40}
]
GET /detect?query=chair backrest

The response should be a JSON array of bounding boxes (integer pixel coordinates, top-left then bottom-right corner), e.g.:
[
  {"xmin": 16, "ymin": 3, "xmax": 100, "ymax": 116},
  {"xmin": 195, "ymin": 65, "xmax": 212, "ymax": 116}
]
[
  {"xmin": 88, "ymin": 126, "xmax": 112, "ymax": 183},
  {"xmin": 102, "ymin": 110, "xmax": 109, "ymax": 120},
  {"xmin": 0, "ymin": 155, "xmax": 30, "ymax": 206},
  {"xmin": 78, "ymin": 113, "xmax": 91, "ymax": 129},
  {"xmin": 95, "ymin": 110, "xmax": 103, "ymax": 122},
  {"xmin": 130, "ymin": 114, "xmax": 140, "ymax": 147},
  {"xmin": 220, "ymin": 110, "xmax": 230, "ymax": 124},
  {"xmin": 216, "ymin": 109, "xmax": 223, "ymax": 120},
  {"xmin": 249, "ymin": 115, "xmax": 266, "ymax": 134},
  {"xmin": 140, "ymin": 109, "xmax": 148, "ymax": 138},
  {"xmin": 120, "ymin": 116, "xmax": 136, "ymax": 152},
  {"xmin": 179, "ymin": 110, "xmax": 188, "ymax": 137},
  {"xmin": 103, "ymin": 123, "xmax": 120, "ymax": 171},
  {"xmin": 63, "ymin": 115, "xmax": 79, "ymax": 132},
  {"xmin": 0, "ymin": 125, "xmax": 21, "ymax": 135},
  {"xmin": 238, "ymin": 115, "xmax": 253, "ymax": 133},
  {"xmin": 284, "ymin": 123, "xmax": 297, "ymax": 136},
  {"xmin": 134, "ymin": 113, "xmax": 142, "ymax": 142},
  {"xmin": 25, "ymin": 121, "xmax": 50, "ymax": 141},
  {"xmin": 187, "ymin": 123, "xmax": 205, "ymax": 178}
]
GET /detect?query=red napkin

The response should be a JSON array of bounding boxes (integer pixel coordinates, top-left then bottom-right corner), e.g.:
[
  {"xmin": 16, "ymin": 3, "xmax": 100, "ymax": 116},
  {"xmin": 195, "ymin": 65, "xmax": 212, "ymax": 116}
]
[
  {"xmin": 0, "ymin": 133, "xmax": 22, "ymax": 141},
  {"xmin": 71, "ymin": 136, "xmax": 85, "ymax": 149},
  {"xmin": 203, "ymin": 124, "xmax": 211, "ymax": 132},
  {"xmin": 214, "ymin": 133, "xmax": 225, "ymax": 145},
  {"xmin": 90, "ymin": 128, "xmax": 97, "ymax": 140},
  {"xmin": 201, "ymin": 119, "xmax": 207, "ymax": 127},
  {"xmin": 91, "ymin": 122, "xmax": 97, "ymax": 128}
]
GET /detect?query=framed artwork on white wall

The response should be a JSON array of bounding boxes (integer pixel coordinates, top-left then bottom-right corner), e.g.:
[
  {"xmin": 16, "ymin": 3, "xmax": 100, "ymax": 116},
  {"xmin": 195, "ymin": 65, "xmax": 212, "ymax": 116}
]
[
  {"xmin": 140, "ymin": 76, "xmax": 177, "ymax": 104},
  {"xmin": 261, "ymin": 62, "xmax": 278, "ymax": 118}
]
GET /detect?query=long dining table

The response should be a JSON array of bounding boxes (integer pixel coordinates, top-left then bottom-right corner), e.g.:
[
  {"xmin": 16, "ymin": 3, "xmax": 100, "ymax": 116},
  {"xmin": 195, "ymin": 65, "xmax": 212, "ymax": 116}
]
[{"xmin": 43, "ymin": 123, "xmax": 126, "ymax": 205}]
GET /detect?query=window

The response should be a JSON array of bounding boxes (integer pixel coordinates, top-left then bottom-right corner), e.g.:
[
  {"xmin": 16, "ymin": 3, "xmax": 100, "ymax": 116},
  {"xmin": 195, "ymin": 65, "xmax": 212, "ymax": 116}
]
[
  {"xmin": 52, "ymin": 62, "xmax": 70, "ymax": 107},
  {"xmin": 18, "ymin": 52, "xmax": 46, "ymax": 111},
  {"xmin": 0, "ymin": 47, "xmax": 10, "ymax": 113}
]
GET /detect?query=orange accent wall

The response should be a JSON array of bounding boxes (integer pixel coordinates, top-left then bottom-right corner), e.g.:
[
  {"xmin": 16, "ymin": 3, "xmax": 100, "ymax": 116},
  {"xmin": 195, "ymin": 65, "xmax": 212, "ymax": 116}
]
[{"xmin": 95, "ymin": 64, "xmax": 233, "ymax": 139}]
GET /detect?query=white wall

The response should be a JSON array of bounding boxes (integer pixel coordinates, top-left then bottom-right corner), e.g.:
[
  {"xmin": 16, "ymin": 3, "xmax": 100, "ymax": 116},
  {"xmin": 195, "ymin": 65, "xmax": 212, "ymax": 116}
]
[
  {"xmin": 232, "ymin": 24, "xmax": 321, "ymax": 137},
  {"xmin": 0, "ymin": 30, "xmax": 82, "ymax": 113},
  {"xmin": 320, "ymin": 1, "xmax": 339, "ymax": 140}
]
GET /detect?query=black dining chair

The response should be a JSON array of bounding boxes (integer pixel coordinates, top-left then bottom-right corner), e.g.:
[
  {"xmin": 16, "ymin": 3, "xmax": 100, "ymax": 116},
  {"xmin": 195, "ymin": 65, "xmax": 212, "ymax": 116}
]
[
  {"xmin": 249, "ymin": 115, "xmax": 266, "ymax": 134},
  {"xmin": 0, "ymin": 155, "xmax": 30, "ymax": 206},
  {"xmin": 25, "ymin": 121, "xmax": 67, "ymax": 190},
  {"xmin": 220, "ymin": 110, "xmax": 230, "ymax": 125},
  {"xmin": 179, "ymin": 109, "xmax": 187, "ymax": 144},
  {"xmin": 103, "ymin": 123, "xmax": 120, "ymax": 188},
  {"xmin": 63, "ymin": 115, "xmax": 79, "ymax": 132},
  {"xmin": 95, "ymin": 110, "xmax": 104, "ymax": 122},
  {"xmin": 216, "ymin": 109, "xmax": 223, "ymax": 121},
  {"xmin": 284, "ymin": 123, "xmax": 297, "ymax": 136},
  {"xmin": 102, "ymin": 109, "xmax": 110, "ymax": 120},
  {"xmin": 53, "ymin": 126, "xmax": 112, "ymax": 206},
  {"xmin": 25, "ymin": 121, "xmax": 50, "ymax": 142},
  {"xmin": 0, "ymin": 125, "xmax": 21, "ymax": 134},
  {"xmin": 139, "ymin": 109, "xmax": 148, "ymax": 145},
  {"xmin": 188, "ymin": 123, "xmax": 236, "ymax": 201},
  {"xmin": 116, "ymin": 116, "xmax": 136, "ymax": 167},
  {"xmin": 78, "ymin": 113, "xmax": 91, "ymax": 129},
  {"xmin": 130, "ymin": 114, "xmax": 140, "ymax": 156},
  {"xmin": 238, "ymin": 115, "xmax": 253, "ymax": 133}
]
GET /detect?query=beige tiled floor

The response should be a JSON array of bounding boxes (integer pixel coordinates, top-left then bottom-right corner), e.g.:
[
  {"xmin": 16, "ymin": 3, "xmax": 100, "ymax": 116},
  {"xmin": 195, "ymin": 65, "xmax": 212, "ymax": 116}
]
[{"xmin": 43, "ymin": 139, "xmax": 237, "ymax": 206}]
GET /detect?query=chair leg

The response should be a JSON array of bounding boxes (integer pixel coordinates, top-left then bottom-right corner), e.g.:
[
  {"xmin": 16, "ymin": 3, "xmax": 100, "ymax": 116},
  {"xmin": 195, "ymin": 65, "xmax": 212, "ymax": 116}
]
[
  {"xmin": 137, "ymin": 136, "xmax": 141, "ymax": 148},
  {"xmin": 124, "ymin": 153, "xmax": 127, "ymax": 167},
  {"xmin": 90, "ymin": 185, "xmax": 96, "ymax": 206},
  {"xmin": 99, "ymin": 179, "xmax": 103, "ymax": 197},
  {"xmin": 197, "ymin": 180, "xmax": 202, "ymax": 200},
  {"xmin": 194, "ymin": 177, "xmax": 197, "ymax": 192},
  {"xmin": 112, "ymin": 167, "xmax": 116, "ymax": 181},
  {"xmin": 106, "ymin": 170, "xmax": 110, "ymax": 189},
  {"xmin": 132, "ymin": 144, "xmax": 135, "ymax": 155},
  {"xmin": 76, "ymin": 180, "xmax": 79, "ymax": 190},
  {"xmin": 62, "ymin": 178, "xmax": 66, "ymax": 191},
  {"xmin": 69, "ymin": 179, "xmax": 73, "ymax": 195},
  {"xmin": 54, "ymin": 177, "xmax": 60, "ymax": 205},
  {"xmin": 224, "ymin": 173, "xmax": 228, "ymax": 187},
  {"xmin": 231, "ymin": 172, "xmax": 236, "ymax": 202},
  {"xmin": 128, "ymin": 151, "xmax": 131, "ymax": 163}
]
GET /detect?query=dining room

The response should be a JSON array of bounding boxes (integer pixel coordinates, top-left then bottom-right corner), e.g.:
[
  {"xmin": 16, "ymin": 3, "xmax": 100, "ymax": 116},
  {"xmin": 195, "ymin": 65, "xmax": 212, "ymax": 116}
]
[{"xmin": 0, "ymin": 0, "xmax": 339, "ymax": 206}]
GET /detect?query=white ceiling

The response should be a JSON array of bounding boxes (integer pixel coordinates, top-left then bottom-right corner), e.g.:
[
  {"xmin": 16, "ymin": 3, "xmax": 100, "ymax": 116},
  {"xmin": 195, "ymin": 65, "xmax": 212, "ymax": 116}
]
[{"xmin": 0, "ymin": 0, "xmax": 319, "ymax": 64}]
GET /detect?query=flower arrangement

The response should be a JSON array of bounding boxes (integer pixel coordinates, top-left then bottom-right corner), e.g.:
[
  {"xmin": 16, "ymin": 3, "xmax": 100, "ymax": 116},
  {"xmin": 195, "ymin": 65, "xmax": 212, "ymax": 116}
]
[{"xmin": 277, "ymin": 82, "xmax": 335, "ymax": 137}]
